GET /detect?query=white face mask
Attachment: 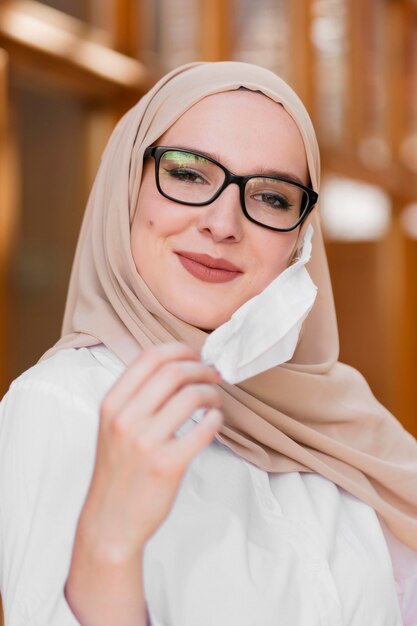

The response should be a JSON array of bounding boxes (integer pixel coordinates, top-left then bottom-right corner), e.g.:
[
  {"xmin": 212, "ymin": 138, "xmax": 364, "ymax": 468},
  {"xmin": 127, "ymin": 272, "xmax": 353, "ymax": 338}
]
[{"xmin": 201, "ymin": 224, "xmax": 317, "ymax": 384}]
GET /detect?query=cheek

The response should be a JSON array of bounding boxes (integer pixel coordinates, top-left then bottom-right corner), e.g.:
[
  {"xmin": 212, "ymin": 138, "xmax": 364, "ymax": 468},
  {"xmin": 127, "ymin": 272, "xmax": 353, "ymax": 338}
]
[
  {"xmin": 134, "ymin": 182, "xmax": 163, "ymax": 232},
  {"xmin": 130, "ymin": 182, "xmax": 157, "ymax": 270},
  {"xmin": 132, "ymin": 187, "xmax": 173, "ymax": 251},
  {"xmin": 131, "ymin": 183, "xmax": 195, "ymax": 271},
  {"xmin": 134, "ymin": 173, "xmax": 195, "ymax": 237},
  {"xmin": 255, "ymin": 231, "xmax": 299, "ymax": 281}
]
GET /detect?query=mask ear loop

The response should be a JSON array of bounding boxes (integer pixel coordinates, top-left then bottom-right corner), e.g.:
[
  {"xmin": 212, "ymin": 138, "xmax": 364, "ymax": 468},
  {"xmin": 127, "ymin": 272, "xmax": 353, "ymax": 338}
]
[
  {"xmin": 287, "ymin": 227, "xmax": 307, "ymax": 267},
  {"xmin": 287, "ymin": 222, "xmax": 315, "ymax": 357},
  {"xmin": 288, "ymin": 239, "xmax": 304, "ymax": 266},
  {"xmin": 287, "ymin": 182, "xmax": 315, "ymax": 267}
]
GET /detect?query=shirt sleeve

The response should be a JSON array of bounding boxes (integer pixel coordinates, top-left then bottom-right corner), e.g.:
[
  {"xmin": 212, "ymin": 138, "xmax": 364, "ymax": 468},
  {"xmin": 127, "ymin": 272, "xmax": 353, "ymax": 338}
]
[
  {"xmin": 0, "ymin": 378, "xmax": 98, "ymax": 625},
  {"xmin": 380, "ymin": 517, "xmax": 417, "ymax": 626}
]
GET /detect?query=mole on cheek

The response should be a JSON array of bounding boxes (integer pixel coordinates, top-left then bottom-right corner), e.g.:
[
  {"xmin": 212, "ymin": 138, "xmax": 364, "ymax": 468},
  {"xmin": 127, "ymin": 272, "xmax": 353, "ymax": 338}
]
[{"xmin": 148, "ymin": 220, "xmax": 154, "ymax": 227}]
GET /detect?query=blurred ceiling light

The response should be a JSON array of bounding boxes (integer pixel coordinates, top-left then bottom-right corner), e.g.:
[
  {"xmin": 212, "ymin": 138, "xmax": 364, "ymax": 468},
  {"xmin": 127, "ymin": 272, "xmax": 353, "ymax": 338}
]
[
  {"xmin": 0, "ymin": 8, "xmax": 71, "ymax": 51},
  {"xmin": 320, "ymin": 175, "xmax": 392, "ymax": 241},
  {"xmin": 0, "ymin": 1, "xmax": 146, "ymax": 87},
  {"xmin": 400, "ymin": 203, "xmax": 417, "ymax": 240},
  {"xmin": 75, "ymin": 43, "xmax": 144, "ymax": 84}
]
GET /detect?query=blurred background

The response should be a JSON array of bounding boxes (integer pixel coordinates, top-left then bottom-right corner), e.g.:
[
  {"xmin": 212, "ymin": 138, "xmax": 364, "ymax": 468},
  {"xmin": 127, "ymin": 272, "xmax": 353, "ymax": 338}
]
[
  {"xmin": 0, "ymin": 2, "xmax": 417, "ymax": 619},
  {"xmin": 0, "ymin": 0, "xmax": 416, "ymax": 443}
]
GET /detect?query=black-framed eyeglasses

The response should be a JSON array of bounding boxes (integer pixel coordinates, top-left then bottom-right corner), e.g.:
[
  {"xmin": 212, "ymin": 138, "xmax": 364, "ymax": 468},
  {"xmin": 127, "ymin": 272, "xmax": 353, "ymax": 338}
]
[{"xmin": 144, "ymin": 146, "xmax": 318, "ymax": 232}]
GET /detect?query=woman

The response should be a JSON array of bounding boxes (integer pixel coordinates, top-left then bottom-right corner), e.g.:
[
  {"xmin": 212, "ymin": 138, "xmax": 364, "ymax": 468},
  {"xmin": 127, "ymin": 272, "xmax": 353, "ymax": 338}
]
[{"xmin": 0, "ymin": 61, "xmax": 416, "ymax": 626}]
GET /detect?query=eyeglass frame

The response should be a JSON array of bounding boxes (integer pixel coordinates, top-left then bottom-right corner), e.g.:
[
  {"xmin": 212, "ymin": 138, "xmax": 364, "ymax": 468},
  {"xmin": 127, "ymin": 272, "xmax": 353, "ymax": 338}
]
[{"xmin": 143, "ymin": 145, "xmax": 318, "ymax": 233}]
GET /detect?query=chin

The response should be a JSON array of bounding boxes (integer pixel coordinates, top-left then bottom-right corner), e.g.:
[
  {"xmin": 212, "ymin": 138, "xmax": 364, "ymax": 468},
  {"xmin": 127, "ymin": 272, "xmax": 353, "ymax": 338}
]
[
  {"xmin": 181, "ymin": 311, "xmax": 227, "ymax": 331},
  {"xmin": 163, "ymin": 299, "xmax": 232, "ymax": 331}
]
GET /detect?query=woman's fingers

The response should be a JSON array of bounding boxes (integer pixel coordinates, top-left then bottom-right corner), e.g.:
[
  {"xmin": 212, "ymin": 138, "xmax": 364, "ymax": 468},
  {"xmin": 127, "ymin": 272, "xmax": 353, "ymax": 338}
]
[
  {"xmin": 114, "ymin": 360, "xmax": 220, "ymax": 429},
  {"xmin": 151, "ymin": 409, "xmax": 224, "ymax": 477},
  {"xmin": 101, "ymin": 343, "xmax": 200, "ymax": 421},
  {"xmin": 131, "ymin": 383, "xmax": 222, "ymax": 448},
  {"xmin": 99, "ymin": 341, "xmax": 222, "ymax": 455}
]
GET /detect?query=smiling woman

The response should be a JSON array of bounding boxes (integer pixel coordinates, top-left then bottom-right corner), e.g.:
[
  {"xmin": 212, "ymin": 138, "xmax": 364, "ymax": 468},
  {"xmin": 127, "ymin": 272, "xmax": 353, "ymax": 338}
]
[
  {"xmin": 0, "ymin": 61, "xmax": 416, "ymax": 626},
  {"xmin": 131, "ymin": 91, "xmax": 308, "ymax": 329}
]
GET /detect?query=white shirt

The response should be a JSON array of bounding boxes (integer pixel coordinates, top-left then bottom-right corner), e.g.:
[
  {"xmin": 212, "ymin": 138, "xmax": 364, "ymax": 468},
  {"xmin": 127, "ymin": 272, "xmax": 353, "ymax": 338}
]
[{"xmin": 0, "ymin": 345, "xmax": 416, "ymax": 626}]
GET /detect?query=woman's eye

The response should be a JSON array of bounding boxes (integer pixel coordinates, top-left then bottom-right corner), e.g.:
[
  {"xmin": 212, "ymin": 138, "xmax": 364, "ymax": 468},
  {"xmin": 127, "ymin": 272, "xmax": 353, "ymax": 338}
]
[
  {"xmin": 253, "ymin": 192, "xmax": 292, "ymax": 210},
  {"xmin": 167, "ymin": 168, "xmax": 207, "ymax": 184}
]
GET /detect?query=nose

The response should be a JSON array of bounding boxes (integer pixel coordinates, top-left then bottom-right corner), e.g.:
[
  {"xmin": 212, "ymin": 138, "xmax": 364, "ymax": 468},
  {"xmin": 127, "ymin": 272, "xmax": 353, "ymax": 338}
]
[{"xmin": 196, "ymin": 183, "xmax": 244, "ymax": 243}]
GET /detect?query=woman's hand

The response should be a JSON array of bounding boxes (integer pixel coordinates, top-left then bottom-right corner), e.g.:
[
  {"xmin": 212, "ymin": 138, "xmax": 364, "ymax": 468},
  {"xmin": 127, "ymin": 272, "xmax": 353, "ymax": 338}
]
[
  {"xmin": 84, "ymin": 341, "xmax": 223, "ymax": 555},
  {"xmin": 66, "ymin": 342, "xmax": 223, "ymax": 626}
]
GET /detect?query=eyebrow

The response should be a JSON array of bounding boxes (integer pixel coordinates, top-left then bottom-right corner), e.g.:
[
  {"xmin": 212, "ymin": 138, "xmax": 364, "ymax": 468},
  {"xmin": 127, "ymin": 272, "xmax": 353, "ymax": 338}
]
[{"xmin": 176, "ymin": 144, "xmax": 307, "ymax": 187}]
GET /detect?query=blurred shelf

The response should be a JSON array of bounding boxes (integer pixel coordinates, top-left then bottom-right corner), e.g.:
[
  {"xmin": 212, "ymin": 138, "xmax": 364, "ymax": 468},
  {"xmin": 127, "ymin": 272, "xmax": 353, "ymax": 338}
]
[{"xmin": 0, "ymin": 0, "xmax": 152, "ymax": 100}]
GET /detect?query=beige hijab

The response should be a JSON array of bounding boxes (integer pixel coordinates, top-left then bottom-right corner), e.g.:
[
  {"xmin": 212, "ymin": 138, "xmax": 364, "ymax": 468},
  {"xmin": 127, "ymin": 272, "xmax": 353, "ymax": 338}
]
[{"xmin": 43, "ymin": 61, "xmax": 417, "ymax": 549}]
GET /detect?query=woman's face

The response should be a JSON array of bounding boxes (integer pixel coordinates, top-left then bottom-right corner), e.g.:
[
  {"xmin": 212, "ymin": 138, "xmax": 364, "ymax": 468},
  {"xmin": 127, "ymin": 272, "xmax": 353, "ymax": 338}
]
[{"xmin": 131, "ymin": 90, "xmax": 309, "ymax": 329}]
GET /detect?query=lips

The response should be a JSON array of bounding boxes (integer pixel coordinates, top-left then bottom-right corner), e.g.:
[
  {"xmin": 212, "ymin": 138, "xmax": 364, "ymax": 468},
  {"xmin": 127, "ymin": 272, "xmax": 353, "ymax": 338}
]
[
  {"xmin": 175, "ymin": 251, "xmax": 242, "ymax": 272},
  {"xmin": 174, "ymin": 250, "xmax": 243, "ymax": 283}
]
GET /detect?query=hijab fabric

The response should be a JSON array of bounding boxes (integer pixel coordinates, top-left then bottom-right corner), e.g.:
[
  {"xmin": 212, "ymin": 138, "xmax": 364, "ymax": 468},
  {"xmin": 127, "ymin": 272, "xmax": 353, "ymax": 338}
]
[{"xmin": 42, "ymin": 61, "xmax": 417, "ymax": 549}]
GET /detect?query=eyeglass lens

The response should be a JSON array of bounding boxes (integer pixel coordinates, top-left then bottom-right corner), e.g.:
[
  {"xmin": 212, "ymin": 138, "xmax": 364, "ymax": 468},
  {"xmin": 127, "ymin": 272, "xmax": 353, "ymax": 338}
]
[{"xmin": 158, "ymin": 150, "xmax": 308, "ymax": 230}]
